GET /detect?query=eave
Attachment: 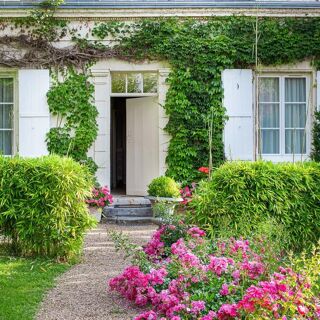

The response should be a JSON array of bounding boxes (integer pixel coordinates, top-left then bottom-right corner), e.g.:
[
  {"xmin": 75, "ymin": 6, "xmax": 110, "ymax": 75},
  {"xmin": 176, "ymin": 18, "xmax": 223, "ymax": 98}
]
[{"xmin": 0, "ymin": 7, "xmax": 320, "ymax": 20}]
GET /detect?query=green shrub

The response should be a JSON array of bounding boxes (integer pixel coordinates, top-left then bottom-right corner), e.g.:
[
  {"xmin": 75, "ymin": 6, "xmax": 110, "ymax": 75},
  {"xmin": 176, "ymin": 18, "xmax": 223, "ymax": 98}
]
[
  {"xmin": 147, "ymin": 176, "xmax": 180, "ymax": 198},
  {"xmin": 188, "ymin": 161, "xmax": 320, "ymax": 251},
  {"xmin": 0, "ymin": 155, "xmax": 96, "ymax": 259}
]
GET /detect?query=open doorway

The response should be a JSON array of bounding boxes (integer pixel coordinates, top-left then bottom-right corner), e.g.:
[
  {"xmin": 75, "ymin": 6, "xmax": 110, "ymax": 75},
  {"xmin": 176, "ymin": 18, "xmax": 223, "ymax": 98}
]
[
  {"xmin": 111, "ymin": 97, "xmax": 126, "ymax": 195},
  {"xmin": 111, "ymin": 96, "xmax": 160, "ymax": 196}
]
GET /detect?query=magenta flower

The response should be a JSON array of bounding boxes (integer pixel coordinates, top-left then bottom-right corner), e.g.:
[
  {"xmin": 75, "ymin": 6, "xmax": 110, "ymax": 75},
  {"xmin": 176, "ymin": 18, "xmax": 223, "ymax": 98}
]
[
  {"xmin": 187, "ymin": 226, "xmax": 206, "ymax": 238},
  {"xmin": 191, "ymin": 300, "xmax": 206, "ymax": 314},
  {"xmin": 201, "ymin": 311, "xmax": 217, "ymax": 320},
  {"xmin": 208, "ymin": 256, "xmax": 233, "ymax": 276},
  {"xmin": 220, "ymin": 283, "xmax": 229, "ymax": 296},
  {"xmin": 86, "ymin": 185, "xmax": 113, "ymax": 208},
  {"xmin": 217, "ymin": 304, "xmax": 238, "ymax": 319}
]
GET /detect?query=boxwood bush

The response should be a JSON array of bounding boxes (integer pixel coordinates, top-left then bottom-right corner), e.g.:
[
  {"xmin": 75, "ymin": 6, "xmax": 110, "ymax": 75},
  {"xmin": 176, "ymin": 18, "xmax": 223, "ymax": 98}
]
[
  {"xmin": 188, "ymin": 161, "xmax": 320, "ymax": 251},
  {"xmin": 147, "ymin": 176, "xmax": 181, "ymax": 198},
  {"xmin": 0, "ymin": 155, "xmax": 95, "ymax": 259}
]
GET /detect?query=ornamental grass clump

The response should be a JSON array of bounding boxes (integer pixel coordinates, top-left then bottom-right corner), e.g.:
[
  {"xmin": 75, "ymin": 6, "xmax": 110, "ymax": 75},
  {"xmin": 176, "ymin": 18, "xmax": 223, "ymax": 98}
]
[
  {"xmin": 0, "ymin": 155, "xmax": 96, "ymax": 259},
  {"xmin": 109, "ymin": 222, "xmax": 320, "ymax": 319}
]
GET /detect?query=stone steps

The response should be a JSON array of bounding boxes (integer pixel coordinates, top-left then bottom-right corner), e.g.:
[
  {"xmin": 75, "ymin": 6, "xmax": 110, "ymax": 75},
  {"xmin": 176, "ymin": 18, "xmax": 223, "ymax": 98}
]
[
  {"xmin": 106, "ymin": 216, "xmax": 155, "ymax": 224},
  {"xmin": 106, "ymin": 206, "xmax": 152, "ymax": 217},
  {"xmin": 103, "ymin": 196, "xmax": 154, "ymax": 223}
]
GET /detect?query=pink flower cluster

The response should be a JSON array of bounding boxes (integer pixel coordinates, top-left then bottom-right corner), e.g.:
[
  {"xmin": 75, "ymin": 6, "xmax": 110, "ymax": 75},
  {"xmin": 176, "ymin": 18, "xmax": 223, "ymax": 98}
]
[
  {"xmin": 86, "ymin": 185, "xmax": 113, "ymax": 208},
  {"xmin": 180, "ymin": 183, "xmax": 196, "ymax": 205},
  {"xmin": 238, "ymin": 267, "xmax": 320, "ymax": 318},
  {"xmin": 109, "ymin": 225, "xmax": 320, "ymax": 320},
  {"xmin": 109, "ymin": 266, "xmax": 168, "ymax": 307},
  {"xmin": 143, "ymin": 226, "xmax": 166, "ymax": 260}
]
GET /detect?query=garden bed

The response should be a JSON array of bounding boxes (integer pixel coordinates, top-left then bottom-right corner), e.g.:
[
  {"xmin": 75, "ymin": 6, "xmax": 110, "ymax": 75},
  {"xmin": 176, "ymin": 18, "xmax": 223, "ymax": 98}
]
[{"xmin": 109, "ymin": 221, "xmax": 320, "ymax": 319}]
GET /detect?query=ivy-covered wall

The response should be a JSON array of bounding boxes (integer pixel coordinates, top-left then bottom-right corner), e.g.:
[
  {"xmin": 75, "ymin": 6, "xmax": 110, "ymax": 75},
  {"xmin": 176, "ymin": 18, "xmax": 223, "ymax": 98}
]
[
  {"xmin": 1, "ymin": 2, "xmax": 320, "ymax": 184},
  {"xmin": 46, "ymin": 71, "xmax": 98, "ymax": 174},
  {"xmin": 91, "ymin": 18, "xmax": 320, "ymax": 184}
]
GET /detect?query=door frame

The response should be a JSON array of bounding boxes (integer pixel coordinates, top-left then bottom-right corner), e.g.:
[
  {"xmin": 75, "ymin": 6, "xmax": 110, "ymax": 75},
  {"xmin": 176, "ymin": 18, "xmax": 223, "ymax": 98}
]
[{"xmin": 90, "ymin": 62, "xmax": 170, "ymax": 189}]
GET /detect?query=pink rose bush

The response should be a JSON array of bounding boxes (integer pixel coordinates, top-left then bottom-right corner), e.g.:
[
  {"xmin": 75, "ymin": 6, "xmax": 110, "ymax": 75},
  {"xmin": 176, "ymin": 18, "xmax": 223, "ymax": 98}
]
[
  {"xmin": 86, "ymin": 185, "xmax": 113, "ymax": 208},
  {"xmin": 109, "ymin": 224, "xmax": 320, "ymax": 319}
]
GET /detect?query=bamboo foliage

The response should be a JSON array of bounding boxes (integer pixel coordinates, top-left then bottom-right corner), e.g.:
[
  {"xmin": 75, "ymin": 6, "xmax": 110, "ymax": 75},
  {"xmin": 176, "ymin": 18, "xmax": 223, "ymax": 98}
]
[
  {"xmin": 189, "ymin": 161, "xmax": 320, "ymax": 252},
  {"xmin": 0, "ymin": 155, "xmax": 95, "ymax": 259}
]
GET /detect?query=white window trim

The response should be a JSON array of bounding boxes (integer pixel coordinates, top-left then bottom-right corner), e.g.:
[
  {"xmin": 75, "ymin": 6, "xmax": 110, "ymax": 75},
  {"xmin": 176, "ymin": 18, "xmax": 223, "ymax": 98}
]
[
  {"xmin": 110, "ymin": 71, "xmax": 159, "ymax": 97},
  {"xmin": 0, "ymin": 72, "xmax": 18, "ymax": 157},
  {"xmin": 256, "ymin": 73, "xmax": 312, "ymax": 162}
]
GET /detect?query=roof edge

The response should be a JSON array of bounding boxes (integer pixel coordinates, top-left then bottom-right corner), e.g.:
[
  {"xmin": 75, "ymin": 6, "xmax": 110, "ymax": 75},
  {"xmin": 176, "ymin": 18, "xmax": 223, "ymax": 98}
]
[{"xmin": 0, "ymin": 7, "xmax": 320, "ymax": 19}]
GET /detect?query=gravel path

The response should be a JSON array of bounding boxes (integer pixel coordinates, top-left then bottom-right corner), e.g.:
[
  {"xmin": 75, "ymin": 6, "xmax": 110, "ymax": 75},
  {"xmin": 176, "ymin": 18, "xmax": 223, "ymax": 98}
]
[{"xmin": 36, "ymin": 223, "xmax": 156, "ymax": 320}]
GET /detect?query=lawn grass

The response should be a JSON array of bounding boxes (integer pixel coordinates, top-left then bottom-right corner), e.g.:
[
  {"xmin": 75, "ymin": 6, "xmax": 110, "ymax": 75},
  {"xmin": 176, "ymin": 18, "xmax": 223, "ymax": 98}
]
[{"xmin": 0, "ymin": 255, "xmax": 70, "ymax": 320}]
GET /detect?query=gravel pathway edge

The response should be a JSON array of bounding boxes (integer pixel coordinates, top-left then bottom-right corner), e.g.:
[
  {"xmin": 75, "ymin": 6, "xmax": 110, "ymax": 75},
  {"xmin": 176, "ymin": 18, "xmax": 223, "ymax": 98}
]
[{"xmin": 36, "ymin": 223, "xmax": 156, "ymax": 320}]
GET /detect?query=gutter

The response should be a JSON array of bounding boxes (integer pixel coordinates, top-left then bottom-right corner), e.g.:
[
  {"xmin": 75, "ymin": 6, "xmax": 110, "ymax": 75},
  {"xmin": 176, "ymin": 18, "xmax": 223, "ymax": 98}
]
[{"xmin": 0, "ymin": 1, "xmax": 320, "ymax": 10}]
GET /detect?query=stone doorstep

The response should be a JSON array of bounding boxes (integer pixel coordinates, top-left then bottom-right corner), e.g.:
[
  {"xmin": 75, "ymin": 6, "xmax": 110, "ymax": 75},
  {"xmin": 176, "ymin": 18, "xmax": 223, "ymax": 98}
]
[
  {"xmin": 107, "ymin": 216, "xmax": 152, "ymax": 223},
  {"xmin": 105, "ymin": 206, "xmax": 153, "ymax": 217},
  {"xmin": 106, "ymin": 216, "xmax": 160, "ymax": 224},
  {"xmin": 111, "ymin": 196, "xmax": 151, "ymax": 207},
  {"xmin": 102, "ymin": 195, "xmax": 154, "ymax": 224}
]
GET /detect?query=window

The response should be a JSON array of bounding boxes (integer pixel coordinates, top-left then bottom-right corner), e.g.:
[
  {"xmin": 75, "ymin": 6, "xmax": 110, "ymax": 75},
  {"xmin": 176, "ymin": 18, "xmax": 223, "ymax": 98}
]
[
  {"xmin": 258, "ymin": 76, "xmax": 308, "ymax": 155},
  {"xmin": 111, "ymin": 72, "xmax": 158, "ymax": 94},
  {"xmin": 0, "ymin": 78, "xmax": 14, "ymax": 156}
]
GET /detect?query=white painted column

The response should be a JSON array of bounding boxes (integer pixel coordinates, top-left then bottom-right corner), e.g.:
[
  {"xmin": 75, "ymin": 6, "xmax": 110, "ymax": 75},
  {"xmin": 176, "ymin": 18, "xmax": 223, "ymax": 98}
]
[
  {"xmin": 91, "ymin": 70, "xmax": 111, "ymax": 187},
  {"xmin": 158, "ymin": 68, "xmax": 171, "ymax": 176}
]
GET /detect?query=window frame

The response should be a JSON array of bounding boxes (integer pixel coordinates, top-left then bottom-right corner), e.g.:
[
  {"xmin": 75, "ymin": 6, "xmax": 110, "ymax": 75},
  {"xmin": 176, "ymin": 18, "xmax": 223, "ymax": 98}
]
[
  {"xmin": 110, "ymin": 71, "xmax": 159, "ymax": 97},
  {"xmin": 0, "ymin": 72, "xmax": 18, "ymax": 157},
  {"xmin": 257, "ymin": 73, "xmax": 311, "ymax": 160}
]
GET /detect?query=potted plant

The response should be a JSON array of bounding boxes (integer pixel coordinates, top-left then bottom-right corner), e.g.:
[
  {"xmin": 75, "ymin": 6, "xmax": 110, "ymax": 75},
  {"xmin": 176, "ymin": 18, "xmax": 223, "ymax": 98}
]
[
  {"xmin": 86, "ymin": 186, "xmax": 113, "ymax": 222},
  {"xmin": 146, "ymin": 176, "xmax": 182, "ymax": 215}
]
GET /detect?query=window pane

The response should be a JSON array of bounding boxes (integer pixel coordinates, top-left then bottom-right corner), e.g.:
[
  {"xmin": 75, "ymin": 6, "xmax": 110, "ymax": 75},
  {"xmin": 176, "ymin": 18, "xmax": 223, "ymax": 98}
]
[
  {"xmin": 0, "ymin": 131, "xmax": 12, "ymax": 155},
  {"xmin": 261, "ymin": 129, "xmax": 279, "ymax": 154},
  {"xmin": 259, "ymin": 103, "xmax": 279, "ymax": 128},
  {"xmin": 111, "ymin": 73, "xmax": 126, "ymax": 93},
  {"xmin": 0, "ymin": 104, "xmax": 13, "ymax": 129},
  {"xmin": 285, "ymin": 129, "xmax": 306, "ymax": 154},
  {"xmin": 143, "ymin": 73, "xmax": 158, "ymax": 93},
  {"xmin": 0, "ymin": 78, "xmax": 13, "ymax": 103},
  {"xmin": 259, "ymin": 78, "xmax": 279, "ymax": 102},
  {"xmin": 127, "ymin": 73, "xmax": 143, "ymax": 93},
  {"xmin": 285, "ymin": 78, "xmax": 306, "ymax": 102},
  {"xmin": 285, "ymin": 103, "xmax": 306, "ymax": 128}
]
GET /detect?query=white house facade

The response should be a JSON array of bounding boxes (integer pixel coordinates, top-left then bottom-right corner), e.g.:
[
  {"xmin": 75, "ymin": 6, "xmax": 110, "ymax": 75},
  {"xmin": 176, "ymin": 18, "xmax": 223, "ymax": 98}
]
[{"xmin": 0, "ymin": 0, "xmax": 319, "ymax": 195}]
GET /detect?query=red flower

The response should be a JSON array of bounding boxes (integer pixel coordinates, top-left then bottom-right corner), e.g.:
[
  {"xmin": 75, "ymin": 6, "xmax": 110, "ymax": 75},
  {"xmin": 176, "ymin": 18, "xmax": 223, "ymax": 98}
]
[{"xmin": 198, "ymin": 167, "xmax": 209, "ymax": 174}]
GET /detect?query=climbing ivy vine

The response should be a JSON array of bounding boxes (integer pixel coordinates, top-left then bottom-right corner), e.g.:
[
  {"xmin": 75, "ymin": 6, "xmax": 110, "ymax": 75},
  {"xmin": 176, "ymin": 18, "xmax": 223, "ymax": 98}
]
[
  {"xmin": 92, "ymin": 17, "xmax": 320, "ymax": 184},
  {"xmin": 4, "ymin": 1, "xmax": 320, "ymax": 184},
  {"xmin": 46, "ymin": 70, "xmax": 98, "ymax": 174}
]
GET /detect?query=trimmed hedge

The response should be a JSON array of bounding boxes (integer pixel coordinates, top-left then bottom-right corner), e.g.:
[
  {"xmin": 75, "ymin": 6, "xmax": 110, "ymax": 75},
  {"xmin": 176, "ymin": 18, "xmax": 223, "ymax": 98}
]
[
  {"xmin": 188, "ymin": 161, "xmax": 320, "ymax": 251},
  {"xmin": 0, "ymin": 156, "xmax": 95, "ymax": 259}
]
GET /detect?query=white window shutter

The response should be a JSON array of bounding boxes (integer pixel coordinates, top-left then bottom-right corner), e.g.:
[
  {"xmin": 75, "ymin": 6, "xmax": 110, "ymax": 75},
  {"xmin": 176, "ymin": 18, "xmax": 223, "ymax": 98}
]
[
  {"xmin": 18, "ymin": 69, "xmax": 50, "ymax": 157},
  {"xmin": 222, "ymin": 69, "xmax": 254, "ymax": 160}
]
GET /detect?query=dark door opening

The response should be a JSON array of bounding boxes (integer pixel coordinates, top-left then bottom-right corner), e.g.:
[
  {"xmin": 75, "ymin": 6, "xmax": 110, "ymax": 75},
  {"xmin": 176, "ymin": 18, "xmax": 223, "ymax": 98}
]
[{"xmin": 111, "ymin": 97, "xmax": 126, "ymax": 194}]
